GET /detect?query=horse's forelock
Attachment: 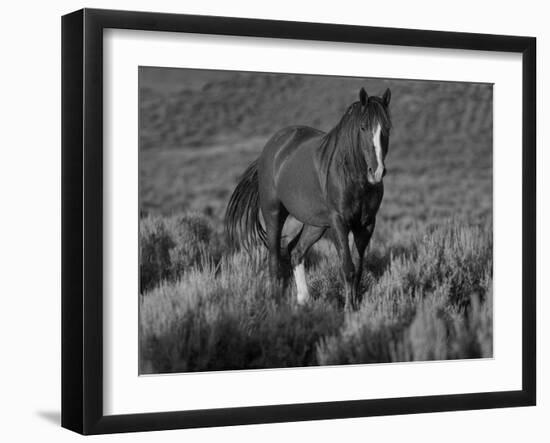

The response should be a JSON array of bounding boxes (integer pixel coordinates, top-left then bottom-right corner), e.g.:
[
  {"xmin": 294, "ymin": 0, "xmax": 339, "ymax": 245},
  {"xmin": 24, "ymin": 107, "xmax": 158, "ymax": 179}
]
[{"xmin": 363, "ymin": 99, "xmax": 391, "ymax": 135}]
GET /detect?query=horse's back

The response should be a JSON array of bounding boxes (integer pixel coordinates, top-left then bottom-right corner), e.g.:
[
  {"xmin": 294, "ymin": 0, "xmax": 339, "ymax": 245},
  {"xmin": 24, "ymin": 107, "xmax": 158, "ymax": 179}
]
[{"xmin": 261, "ymin": 126, "xmax": 324, "ymax": 161}]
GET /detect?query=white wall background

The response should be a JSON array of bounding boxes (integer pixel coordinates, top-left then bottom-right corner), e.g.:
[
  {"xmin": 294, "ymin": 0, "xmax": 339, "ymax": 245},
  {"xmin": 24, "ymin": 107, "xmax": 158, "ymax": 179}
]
[{"xmin": 0, "ymin": 0, "xmax": 545, "ymax": 441}]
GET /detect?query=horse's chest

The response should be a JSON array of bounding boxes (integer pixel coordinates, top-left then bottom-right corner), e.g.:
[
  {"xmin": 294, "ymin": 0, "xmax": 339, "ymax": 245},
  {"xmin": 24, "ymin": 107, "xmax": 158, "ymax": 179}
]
[{"xmin": 343, "ymin": 187, "xmax": 383, "ymax": 225}]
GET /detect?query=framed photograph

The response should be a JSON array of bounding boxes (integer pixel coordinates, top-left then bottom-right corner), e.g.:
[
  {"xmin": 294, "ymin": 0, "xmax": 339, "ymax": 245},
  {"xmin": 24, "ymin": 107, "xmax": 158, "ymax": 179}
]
[{"xmin": 61, "ymin": 8, "xmax": 536, "ymax": 435}]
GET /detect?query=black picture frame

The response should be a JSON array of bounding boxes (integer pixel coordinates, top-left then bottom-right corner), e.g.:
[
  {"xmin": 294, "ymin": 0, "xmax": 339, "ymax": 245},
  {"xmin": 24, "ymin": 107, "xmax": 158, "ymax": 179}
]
[{"xmin": 61, "ymin": 8, "xmax": 536, "ymax": 435}]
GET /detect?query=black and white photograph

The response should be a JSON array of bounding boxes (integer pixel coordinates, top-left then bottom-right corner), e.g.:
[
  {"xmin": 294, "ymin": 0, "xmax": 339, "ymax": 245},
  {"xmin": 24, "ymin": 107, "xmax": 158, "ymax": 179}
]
[{"xmin": 138, "ymin": 67, "xmax": 493, "ymax": 374}]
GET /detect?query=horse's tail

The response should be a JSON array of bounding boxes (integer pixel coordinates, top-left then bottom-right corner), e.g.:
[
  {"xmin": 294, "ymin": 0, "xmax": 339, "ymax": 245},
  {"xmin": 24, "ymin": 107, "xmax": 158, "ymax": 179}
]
[{"xmin": 224, "ymin": 159, "xmax": 267, "ymax": 251}]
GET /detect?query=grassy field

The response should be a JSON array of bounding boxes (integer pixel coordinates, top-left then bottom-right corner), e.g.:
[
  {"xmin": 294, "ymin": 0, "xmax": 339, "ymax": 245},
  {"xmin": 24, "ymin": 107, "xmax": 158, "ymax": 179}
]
[{"xmin": 138, "ymin": 69, "xmax": 493, "ymax": 374}]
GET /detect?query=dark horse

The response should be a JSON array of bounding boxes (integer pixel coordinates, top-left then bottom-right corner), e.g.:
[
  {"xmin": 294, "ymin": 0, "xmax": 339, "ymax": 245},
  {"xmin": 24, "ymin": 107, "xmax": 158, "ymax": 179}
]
[{"xmin": 225, "ymin": 88, "xmax": 391, "ymax": 309}]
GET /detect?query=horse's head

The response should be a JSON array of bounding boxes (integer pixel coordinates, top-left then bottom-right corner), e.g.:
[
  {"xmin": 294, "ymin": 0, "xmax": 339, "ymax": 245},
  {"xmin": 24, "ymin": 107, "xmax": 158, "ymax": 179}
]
[{"xmin": 358, "ymin": 87, "xmax": 391, "ymax": 185}]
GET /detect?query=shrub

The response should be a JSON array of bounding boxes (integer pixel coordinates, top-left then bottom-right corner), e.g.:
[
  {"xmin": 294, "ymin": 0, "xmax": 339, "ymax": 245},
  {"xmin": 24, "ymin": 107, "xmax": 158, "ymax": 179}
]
[
  {"xmin": 139, "ymin": 213, "xmax": 222, "ymax": 292},
  {"xmin": 139, "ymin": 249, "xmax": 344, "ymax": 373},
  {"xmin": 315, "ymin": 222, "xmax": 493, "ymax": 366},
  {"xmin": 139, "ymin": 217, "xmax": 174, "ymax": 293},
  {"xmin": 140, "ymin": 215, "xmax": 493, "ymax": 372}
]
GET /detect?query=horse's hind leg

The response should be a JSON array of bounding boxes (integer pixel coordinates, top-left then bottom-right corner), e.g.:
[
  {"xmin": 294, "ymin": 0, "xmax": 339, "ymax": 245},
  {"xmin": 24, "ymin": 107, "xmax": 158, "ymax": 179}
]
[
  {"xmin": 288, "ymin": 224, "xmax": 326, "ymax": 304},
  {"xmin": 263, "ymin": 200, "xmax": 288, "ymax": 284}
]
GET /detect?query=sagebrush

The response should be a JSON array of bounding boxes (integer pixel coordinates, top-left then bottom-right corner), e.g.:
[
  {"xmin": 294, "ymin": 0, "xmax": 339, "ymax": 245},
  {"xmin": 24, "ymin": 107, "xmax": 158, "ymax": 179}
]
[{"xmin": 139, "ymin": 218, "xmax": 492, "ymax": 373}]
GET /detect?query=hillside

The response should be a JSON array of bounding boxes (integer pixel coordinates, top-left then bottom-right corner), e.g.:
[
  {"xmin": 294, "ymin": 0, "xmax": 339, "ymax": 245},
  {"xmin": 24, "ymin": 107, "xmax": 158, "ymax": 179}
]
[{"xmin": 139, "ymin": 69, "xmax": 492, "ymax": 150}]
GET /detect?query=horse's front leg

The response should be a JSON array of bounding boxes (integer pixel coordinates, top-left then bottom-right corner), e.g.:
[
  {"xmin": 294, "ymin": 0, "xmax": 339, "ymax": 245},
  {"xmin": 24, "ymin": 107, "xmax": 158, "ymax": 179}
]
[
  {"xmin": 352, "ymin": 220, "xmax": 376, "ymax": 304},
  {"xmin": 331, "ymin": 215, "xmax": 356, "ymax": 310}
]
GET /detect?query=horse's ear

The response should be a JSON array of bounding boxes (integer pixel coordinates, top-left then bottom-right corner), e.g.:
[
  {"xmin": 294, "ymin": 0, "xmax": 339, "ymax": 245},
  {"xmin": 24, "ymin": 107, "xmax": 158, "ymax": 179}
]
[
  {"xmin": 359, "ymin": 88, "xmax": 368, "ymax": 106},
  {"xmin": 382, "ymin": 88, "xmax": 391, "ymax": 107}
]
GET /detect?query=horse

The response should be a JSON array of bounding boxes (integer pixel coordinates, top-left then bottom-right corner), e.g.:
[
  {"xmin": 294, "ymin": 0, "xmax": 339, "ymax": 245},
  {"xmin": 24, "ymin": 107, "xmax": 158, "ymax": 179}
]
[{"xmin": 225, "ymin": 87, "xmax": 392, "ymax": 310}]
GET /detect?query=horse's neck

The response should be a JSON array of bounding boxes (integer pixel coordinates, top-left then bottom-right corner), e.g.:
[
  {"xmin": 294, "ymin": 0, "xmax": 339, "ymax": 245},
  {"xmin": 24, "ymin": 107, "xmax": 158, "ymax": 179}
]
[
  {"xmin": 316, "ymin": 134, "xmax": 368, "ymax": 198},
  {"xmin": 333, "ymin": 141, "xmax": 368, "ymax": 186}
]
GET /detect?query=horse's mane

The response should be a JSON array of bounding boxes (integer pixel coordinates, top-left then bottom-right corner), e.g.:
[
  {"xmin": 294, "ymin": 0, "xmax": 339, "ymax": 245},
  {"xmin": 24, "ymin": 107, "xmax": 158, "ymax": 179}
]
[{"xmin": 317, "ymin": 97, "xmax": 392, "ymax": 192}]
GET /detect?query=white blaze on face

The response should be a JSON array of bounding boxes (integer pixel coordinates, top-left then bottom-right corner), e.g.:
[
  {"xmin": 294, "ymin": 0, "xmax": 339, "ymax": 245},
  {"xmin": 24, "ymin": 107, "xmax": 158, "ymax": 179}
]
[
  {"xmin": 372, "ymin": 123, "xmax": 384, "ymax": 181},
  {"xmin": 293, "ymin": 262, "xmax": 310, "ymax": 304}
]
